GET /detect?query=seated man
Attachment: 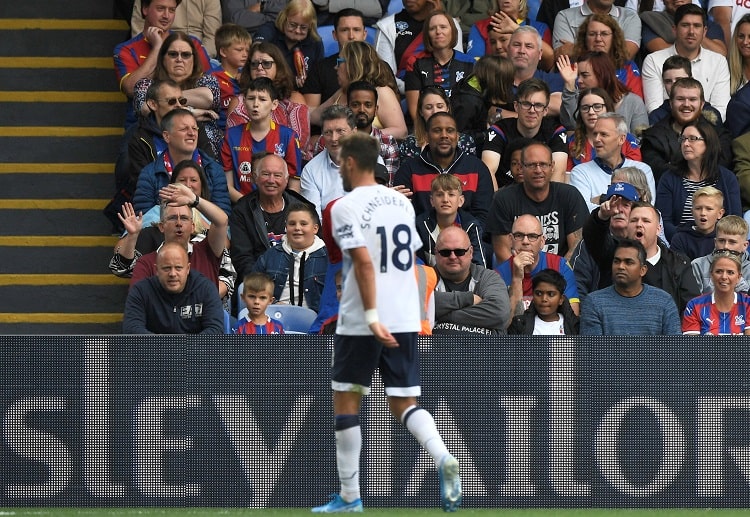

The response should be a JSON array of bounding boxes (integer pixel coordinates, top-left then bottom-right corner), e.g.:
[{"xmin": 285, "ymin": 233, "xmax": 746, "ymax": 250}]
[
  {"xmin": 497, "ymin": 214, "xmax": 579, "ymax": 318},
  {"xmin": 691, "ymin": 215, "xmax": 750, "ymax": 293},
  {"xmin": 123, "ymin": 242, "xmax": 224, "ymax": 334},
  {"xmin": 394, "ymin": 112, "xmax": 493, "ymax": 226},
  {"xmin": 580, "ymin": 238, "xmax": 682, "ymax": 335},
  {"xmin": 570, "ymin": 112, "xmax": 656, "ymax": 212},
  {"xmin": 432, "ymin": 227, "xmax": 510, "ymax": 335}
]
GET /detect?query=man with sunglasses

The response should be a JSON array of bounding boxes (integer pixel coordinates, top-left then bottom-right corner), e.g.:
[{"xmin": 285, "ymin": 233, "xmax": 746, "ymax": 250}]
[
  {"xmin": 433, "ymin": 226, "xmax": 510, "ymax": 335},
  {"xmin": 482, "ymin": 78, "xmax": 568, "ymax": 188},
  {"xmin": 496, "ymin": 214, "xmax": 580, "ymax": 321}
]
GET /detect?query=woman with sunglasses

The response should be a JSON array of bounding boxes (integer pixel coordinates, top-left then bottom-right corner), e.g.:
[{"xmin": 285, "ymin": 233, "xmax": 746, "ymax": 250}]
[
  {"xmin": 656, "ymin": 119, "xmax": 741, "ymax": 241},
  {"xmin": 557, "ymin": 51, "xmax": 648, "ymax": 137},
  {"xmin": 683, "ymin": 250, "xmax": 750, "ymax": 335},
  {"xmin": 404, "ymin": 10, "xmax": 475, "ymax": 123},
  {"xmin": 311, "ymin": 40, "xmax": 407, "ymax": 139},
  {"xmin": 133, "ymin": 32, "xmax": 223, "ymax": 156},
  {"xmin": 226, "ymin": 42, "xmax": 310, "ymax": 156},
  {"xmin": 567, "ymin": 87, "xmax": 641, "ymax": 171},
  {"xmin": 252, "ymin": 0, "xmax": 323, "ymax": 89}
]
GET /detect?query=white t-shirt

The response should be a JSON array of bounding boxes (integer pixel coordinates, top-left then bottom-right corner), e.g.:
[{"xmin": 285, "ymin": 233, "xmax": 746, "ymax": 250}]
[
  {"xmin": 332, "ymin": 184, "xmax": 422, "ymax": 335},
  {"xmin": 533, "ymin": 314, "xmax": 566, "ymax": 335},
  {"xmin": 708, "ymin": 0, "xmax": 749, "ymax": 35}
]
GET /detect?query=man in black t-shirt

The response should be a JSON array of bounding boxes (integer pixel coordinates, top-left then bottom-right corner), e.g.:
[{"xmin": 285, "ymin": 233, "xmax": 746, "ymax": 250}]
[
  {"xmin": 481, "ymin": 78, "xmax": 568, "ymax": 188},
  {"xmin": 486, "ymin": 142, "xmax": 589, "ymax": 263}
]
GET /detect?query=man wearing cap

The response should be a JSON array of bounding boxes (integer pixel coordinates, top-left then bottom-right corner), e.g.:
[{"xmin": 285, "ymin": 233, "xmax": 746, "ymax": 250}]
[
  {"xmin": 580, "ymin": 238, "xmax": 682, "ymax": 335},
  {"xmin": 432, "ymin": 226, "xmax": 510, "ymax": 335},
  {"xmin": 584, "ymin": 199, "xmax": 700, "ymax": 313},
  {"xmin": 570, "ymin": 113, "xmax": 656, "ymax": 212},
  {"xmin": 570, "ymin": 177, "xmax": 641, "ymax": 303},
  {"xmin": 496, "ymin": 214, "xmax": 580, "ymax": 321}
]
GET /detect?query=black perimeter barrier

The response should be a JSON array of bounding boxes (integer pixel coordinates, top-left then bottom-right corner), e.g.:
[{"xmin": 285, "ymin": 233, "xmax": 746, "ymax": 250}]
[{"xmin": 2, "ymin": 335, "xmax": 750, "ymax": 508}]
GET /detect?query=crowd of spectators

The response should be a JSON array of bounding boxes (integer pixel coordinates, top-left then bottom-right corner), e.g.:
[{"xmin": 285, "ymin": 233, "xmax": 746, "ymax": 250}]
[{"xmin": 114, "ymin": 0, "xmax": 750, "ymax": 335}]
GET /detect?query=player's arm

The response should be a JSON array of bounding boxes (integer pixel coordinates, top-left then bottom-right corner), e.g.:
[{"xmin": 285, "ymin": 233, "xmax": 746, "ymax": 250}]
[{"xmin": 350, "ymin": 246, "xmax": 398, "ymax": 347}]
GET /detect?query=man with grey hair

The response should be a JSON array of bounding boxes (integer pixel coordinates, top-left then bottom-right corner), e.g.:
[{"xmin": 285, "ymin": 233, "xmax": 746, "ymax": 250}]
[
  {"xmin": 508, "ymin": 26, "xmax": 563, "ymax": 115},
  {"xmin": 570, "ymin": 112, "xmax": 656, "ymax": 212}
]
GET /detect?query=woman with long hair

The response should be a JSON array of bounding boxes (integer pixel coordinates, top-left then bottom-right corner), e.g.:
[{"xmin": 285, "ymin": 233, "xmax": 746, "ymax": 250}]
[
  {"xmin": 567, "ymin": 87, "xmax": 641, "ymax": 171},
  {"xmin": 399, "ymin": 84, "xmax": 476, "ymax": 159},
  {"xmin": 133, "ymin": 32, "xmax": 222, "ymax": 155},
  {"xmin": 226, "ymin": 42, "xmax": 310, "ymax": 156},
  {"xmin": 656, "ymin": 119, "xmax": 741, "ymax": 240},
  {"xmin": 558, "ymin": 51, "xmax": 648, "ymax": 137},
  {"xmin": 451, "ymin": 55, "xmax": 515, "ymax": 149},
  {"xmin": 311, "ymin": 40, "xmax": 406, "ymax": 139},
  {"xmin": 404, "ymin": 10, "xmax": 475, "ymax": 122},
  {"xmin": 683, "ymin": 250, "xmax": 750, "ymax": 335},
  {"xmin": 572, "ymin": 14, "xmax": 642, "ymax": 98},
  {"xmin": 251, "ymin": 0, "xmax": 323, "ymax": 89},
  {"xmin": 728, "ymin": 13, "xmax": 750, "ymax": 95}
]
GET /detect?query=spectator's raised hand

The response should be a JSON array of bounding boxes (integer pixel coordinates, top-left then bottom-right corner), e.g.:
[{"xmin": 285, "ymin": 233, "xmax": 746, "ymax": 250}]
[
  {"xmin": 117, "ymin": 202, "xmax": 143, "ymax": 236},
  {"xmin": 160, "ymin": 182, "xmax": 197, "ymax": 207},
  {"xmin": 556, "ymin": 54, "xmax": 578, "ymax": 91},
  {"xmin": 191, "ymin": 108, "xmax": 219, "ymax": 122},
  {"xmin": 490, "ymin": 11, "xmax": 519, "ymax": 34}
]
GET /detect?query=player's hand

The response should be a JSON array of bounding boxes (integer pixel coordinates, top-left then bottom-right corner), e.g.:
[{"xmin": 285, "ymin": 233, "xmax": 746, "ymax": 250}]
[
  {"xmin": 370, "ymin": 322, "xmax": 399, "ymax": 348},
  {"xmin": 117, "ymin": 202, "xmax": 143, "ymax": 235}
]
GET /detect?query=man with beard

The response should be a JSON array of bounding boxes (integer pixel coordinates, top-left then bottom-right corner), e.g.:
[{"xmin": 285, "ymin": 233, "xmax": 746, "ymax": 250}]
[
  {"xmin": 583, "ymin": 200, "xmax": 701, "ymax": 313},
  {"xmin": 640, "ymin": 77, "xmax": 732, "ymax": 182},
  {"xmin": 393, "ymin": 112, "xmax": 493, "ymax": 225},
  {"xmin": 580, "ymin": 238, "xmax": 681, "ymax": 335},
  {"xmin": 347, "ymin": 81, "xmax": 399, "ymax": 182}
]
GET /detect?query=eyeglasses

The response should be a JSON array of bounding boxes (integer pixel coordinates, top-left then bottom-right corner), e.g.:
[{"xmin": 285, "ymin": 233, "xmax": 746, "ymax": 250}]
[
  {"xmin": 580, "ymin": 103, "xmax": 606, "ymax": 113},
  {"xmin": 712, "ymin": 248, "xmax": 743, "ymax": 257},
  {"xmin": 512, "ymin": 232, "xmax": 542, "ymax": 242},
  {"xmin": 250, "ymin": 59, "xmax": 275, "ymax": 70},
  {"xmin": 336, "ymin": 57, "xmax": 346, "ymax": 66},
  {"xmin": 161, "ymin": 96, "xmax": 188, "ymax": 106},
  {"xmin": 437, "ymin": 247, "xmax": 470, "ymax": 257},
  {"xmin": 287, "ymin": 21, "xmax": 310, "ymax": 32},
  {"xmin": 677, "ymin": 135, "xmax": 705, "ymax": 144},
  {"xmin": 522, "ymin": 162, "xmax": 552, "ymax": 171},
  {"xmin": 587, "ymin": 31, "xmax": 613, "ymax": 38},
  {"xmin": 517, "ymin": 100, "xmax": 548, "ymax": 112},
  {"xmin": 166, "ymin": 50, "xmax": 193, "ymax": 60}
]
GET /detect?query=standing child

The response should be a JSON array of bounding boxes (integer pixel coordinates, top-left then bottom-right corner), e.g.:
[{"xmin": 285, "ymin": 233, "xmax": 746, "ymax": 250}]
[
  {"xmin": 508, "ymin": 269, "xmax": 580, "ymax": 335},
  {"xmin": 221, "ymin": 77, "xmax": 302, "ymax": 202},
  {"xmin": 670, "ymin": 186, "xmax": 725, "ymax": 260},
  {"xmin": 234, "ymin": 272, "xmax": 285, "ymax": 334},
  {"xmin": 209, "ymin": 24, "xmax": 251, "ymax": 131},
  {"xmin": 252, "ymin": 203, "xmax": 327, "ymax": 312}
]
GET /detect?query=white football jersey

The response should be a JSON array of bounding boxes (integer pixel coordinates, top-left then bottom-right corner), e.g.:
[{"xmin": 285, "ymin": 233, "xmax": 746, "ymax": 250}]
[{"xmin": 332, "ymin": 184, "xmax": 422, "ymax": 335}]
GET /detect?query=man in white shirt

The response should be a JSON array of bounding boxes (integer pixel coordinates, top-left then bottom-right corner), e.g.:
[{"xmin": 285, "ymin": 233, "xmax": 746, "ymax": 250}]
[{"xmin": 642, "ymin": 4, "xmax": 730, "ymax": 118}]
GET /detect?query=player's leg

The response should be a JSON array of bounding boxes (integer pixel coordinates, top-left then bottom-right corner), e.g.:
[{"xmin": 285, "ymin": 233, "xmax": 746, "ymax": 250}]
[
  {"xmin": 312, "ymin": 335, "xmax": 381, "ymax": 513},
  {"xmin": 381, "ymin": 333, "xmax": 462, "ymax": 512}
]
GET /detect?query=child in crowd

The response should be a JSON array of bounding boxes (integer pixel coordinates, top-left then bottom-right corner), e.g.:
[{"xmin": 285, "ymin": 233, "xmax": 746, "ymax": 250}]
[
  {"xmin": 503, "ymin": 138, "xmax": 533, "ymax": 186},
  {"xmin": 670, "ymin": 186, "xmax": 724, "ymax": 260},
  {"xmin": 209, "ymin": 24, "xmax": 251, "ymax": 131},
  {"xmin": 252, "ymin": 203, "xmax": 327, "ymax": 312},
  {"xmin": 508, "ymin": 269, "xmax": 579, "ymax": 335},
  {"xmin": 221, "ymin": 77, "xmax": 301, "ymax": 202},
  {"xmin": 415, "ymin": 174, "xmax": 488, "ymax": 267},
  {"xmin": 234, "ymin": 272, "xmax": 284, "ymax": 334}
]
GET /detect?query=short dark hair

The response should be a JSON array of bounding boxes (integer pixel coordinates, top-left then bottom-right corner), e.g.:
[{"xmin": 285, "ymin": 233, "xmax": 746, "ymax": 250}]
[
  {"xmin": 287, "ymin": 202, "xmax": 320, "ymax": 226},
  {"xmin": 662, "ymin": 55, "xmax": 692, "ymax": 76},
  {"xmin": 334, "ymin": 8, "xmax": 365, "ymax": 28},
  {"xmin": 340, "ymin": 132, "xmax": 379, "ymax": 172},
  {"xmin": 171, "ymin": 159, "xmax": 210, "ymax": 199},
  {"xmin": 614, "ymin": 238, "xmax": 648, "ymax": 266},
  {"xmin": 669, "ymin": 77, "xmax": 704, "ymax": 102},
  {"xmin": 244, "ymin": 77, "xmax": 279, "ymax": 100},
  {"xmin": 347, "ymin": 80, "xmax": 378, "ymax": 103},
  {"xmin": 426, "ymin": 111, "xmax": 456, "ymax": 130},
  {"xmin": 142, "ymin": 0, "xmax": 182, "ymax": 15},
  {"xmin": 531, "ymin": 268, "xmax": 566, "ymax": 294},
  {"xmin": 516, "ymin": 78, "xmax": 550, "ymax": 104},
  {"xmin": 674, "ymin": 3, "xmax": 707, "ymax": 25},
  {"xmin": 146, "ymin": 78, "xmax": 180, "ymax": 102}
]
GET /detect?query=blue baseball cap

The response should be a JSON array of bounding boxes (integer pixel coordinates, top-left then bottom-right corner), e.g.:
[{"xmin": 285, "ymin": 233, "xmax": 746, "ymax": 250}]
[{"xmin": 605, "ymin": 182, "xmax": 640, "ymax": 202}]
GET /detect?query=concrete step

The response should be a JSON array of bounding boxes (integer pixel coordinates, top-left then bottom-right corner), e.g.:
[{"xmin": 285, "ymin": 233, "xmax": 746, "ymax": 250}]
[
  {"xmin": 1, "ymin": 135, "xmax": 123, "ymax": 162},
  {"xmin": 0, "ymin": 68, "xmax": 119, "ymax": 91},
  {"xmin": 0, "ymin": 29, "xmax": 129, "ymax": 58},
  {"xmin": 0, "ymin": 246, "xmax": 120, "ymax": 274},
  {"xmin": 0, "ymin": 284, "xmax": 127, "ymax": 314},
  {"xmin": 0, "ymin": 172, "xmax": 113, "ymax": 199},
  {"xmin": 0, "ymin": 101, "xmax": 125, "ymax": 127},
  {"xmin": 0, "ymin": 209, "xmax": 114, "ymax": 236},
  {"xmin": 0, "ymin": 4, "xmax": 121, "ymax": 20}
]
